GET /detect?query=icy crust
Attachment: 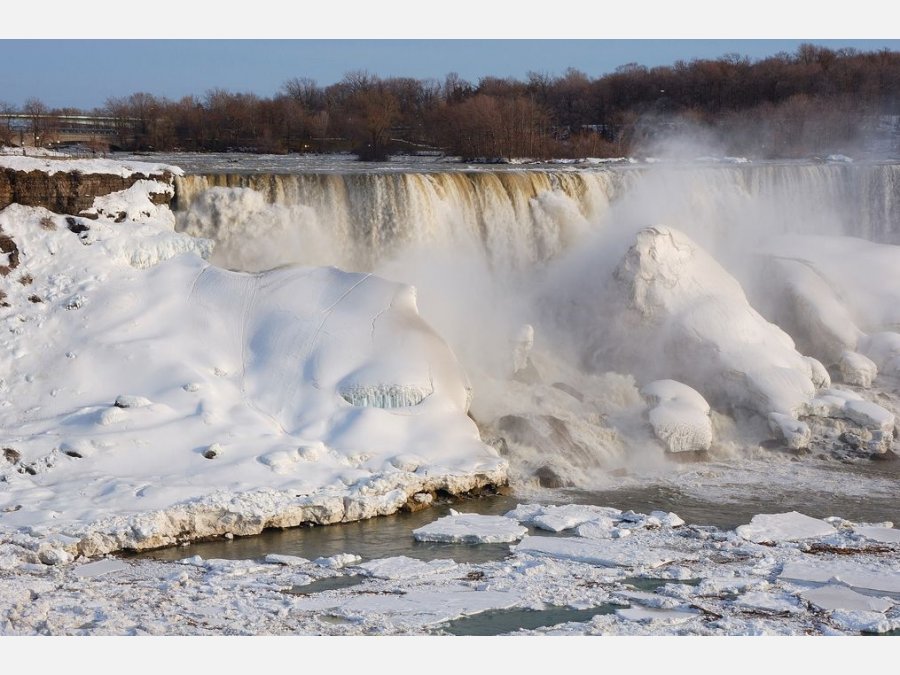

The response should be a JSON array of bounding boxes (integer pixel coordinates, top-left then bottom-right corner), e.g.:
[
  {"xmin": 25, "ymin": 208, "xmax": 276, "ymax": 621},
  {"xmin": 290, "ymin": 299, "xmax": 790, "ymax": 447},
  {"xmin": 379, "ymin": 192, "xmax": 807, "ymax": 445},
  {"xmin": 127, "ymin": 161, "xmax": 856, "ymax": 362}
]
[
  {"xmin": 0, "ymin": 177, "xmax": 506, "ymax": 557},
  {"xmin": 1, "ymin": 503, "xmax": 897, "ymax": 636},
  {"xmin": 0, "ymin": 155, "xmax": 183, "ymax": 178},
  {"xmin": 603, "ymin": 227, "xmax": 821, "ymax": 418}
]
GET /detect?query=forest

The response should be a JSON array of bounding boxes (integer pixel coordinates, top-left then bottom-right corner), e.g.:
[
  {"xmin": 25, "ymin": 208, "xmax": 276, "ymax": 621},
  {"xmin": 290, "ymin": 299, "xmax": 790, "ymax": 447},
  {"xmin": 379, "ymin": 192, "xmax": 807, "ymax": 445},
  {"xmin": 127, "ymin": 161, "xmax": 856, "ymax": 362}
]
[{"xmin": 3, "ymin": 44, "xmax": 899, "ymax": 159}]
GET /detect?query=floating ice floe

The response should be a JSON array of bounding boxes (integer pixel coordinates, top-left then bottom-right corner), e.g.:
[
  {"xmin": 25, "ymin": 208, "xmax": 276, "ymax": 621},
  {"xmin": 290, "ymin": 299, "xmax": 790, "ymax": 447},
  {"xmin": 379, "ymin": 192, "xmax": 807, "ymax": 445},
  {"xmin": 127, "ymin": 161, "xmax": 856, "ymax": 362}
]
[
  {"xmin": 779, "ymin": 560, "xmax": 900, "ymax": 595},
  {"xmin": 513, "ymin": 535, "xmax": 695, "ymax": 568},
  {"xmin": 357, "ymin": 556, "xmax": 458, "ymax": 580},
  {"xmin": 505, "ymin": 503, "xmax": 623, "ymax": 532},
  {"xmin": 736, "ymin": 512, "xmax": 836, "ymax": 543},
  {"xmin": 800, "ymin": 585, "xmax": 893, "ymax": 613},
  {"xmin": 412, "ymin": 511, "xmax": 528, "ymax": 544}
]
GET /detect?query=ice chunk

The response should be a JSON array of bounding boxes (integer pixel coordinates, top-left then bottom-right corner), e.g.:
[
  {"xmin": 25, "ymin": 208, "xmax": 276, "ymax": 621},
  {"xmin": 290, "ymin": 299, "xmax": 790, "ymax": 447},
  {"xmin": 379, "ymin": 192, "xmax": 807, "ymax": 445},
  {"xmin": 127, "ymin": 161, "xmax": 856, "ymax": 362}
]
[
  {"xmin": 338, "ymin": 384, "xmax": 431, "ymax": 408},
  {"xmin": 413, "ymin": 513, "xmax": 527, "ymax": 543},
  {"xmin": 853, "ymin": 526, "xmax": 900, "ymax": 544},
  {"xmin": 767, "ymin": 413, "xmax": 811, "ymax": 449},
  {"xmin": 736, "ymin": 512, "xmax": 835, "ymax": 543},
  {"xmin": 839, "ymin": 351, "xmax": 877, "ymax": 388},
  {"xmin": 615, "ymin": 606, "xmax": 699, "ymax": 623},
  {"xmin": 507, "ymin": 504, "xmax": 622, "ymax": 532},
  {"xmin": 641, "ymin": 380, "xmax": 712, "ymax": 454},
  {"xmin": 357, "ymin": 556, "xmax": 458, "ymax": 580},
  {"xmin": 780, "ymin": 560, "xmax": 900, "ymax": 594},
  {"xmin": 513, "ymin": 535, "xmax": 694, "ymax": 568},
  {"xmin": 800, "ymin": 585, "xmax": 893, "ymax": 613},
  {"xmin": 842, "ymin": 399, "xmax": 895, "ymax": 434}
]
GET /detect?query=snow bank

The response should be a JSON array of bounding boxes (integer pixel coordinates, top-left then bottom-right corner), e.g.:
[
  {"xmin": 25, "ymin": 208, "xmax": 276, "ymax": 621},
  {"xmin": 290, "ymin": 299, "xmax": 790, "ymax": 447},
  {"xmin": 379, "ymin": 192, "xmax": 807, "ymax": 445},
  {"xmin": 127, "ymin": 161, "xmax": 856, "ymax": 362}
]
[
  {"xmin": 0, "ymin": 155, "xmax": 182, "ymax": 177},
  {"xmin": 0, "ymin": 163, "xmax": 506, "ymax": 558}
]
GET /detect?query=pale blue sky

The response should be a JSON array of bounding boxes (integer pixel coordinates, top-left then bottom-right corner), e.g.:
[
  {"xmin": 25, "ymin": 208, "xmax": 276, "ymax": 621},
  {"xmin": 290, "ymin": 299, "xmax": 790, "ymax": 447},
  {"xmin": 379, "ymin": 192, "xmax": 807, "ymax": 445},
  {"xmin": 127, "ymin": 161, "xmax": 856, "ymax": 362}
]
[{"xmin": 2, "ymin": 39, "xmax": 898, "ymax": 111}]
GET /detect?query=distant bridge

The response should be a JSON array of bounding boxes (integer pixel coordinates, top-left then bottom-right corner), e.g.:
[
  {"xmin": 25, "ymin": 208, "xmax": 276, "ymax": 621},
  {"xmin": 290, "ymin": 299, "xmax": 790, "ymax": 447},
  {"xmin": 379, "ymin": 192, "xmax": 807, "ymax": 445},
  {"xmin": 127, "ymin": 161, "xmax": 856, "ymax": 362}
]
[{"xmin": 0, "ymin": 114, "xmax": 136, "ymax": 146}]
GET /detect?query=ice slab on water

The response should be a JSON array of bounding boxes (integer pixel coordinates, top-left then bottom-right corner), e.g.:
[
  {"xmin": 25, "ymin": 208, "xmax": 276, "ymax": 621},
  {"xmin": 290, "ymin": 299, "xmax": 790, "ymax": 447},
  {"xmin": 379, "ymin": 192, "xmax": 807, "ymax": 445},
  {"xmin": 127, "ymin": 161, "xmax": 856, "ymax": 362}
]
[
  {"xmin": 412, "ymin": 512, "xmax": 527, "ymax": 544},
  {"xmin": 736, "ymin": 512, "xmax": 836, "ymax": 543},
  {"xmin": 506, "ymin": 504, "xmax": 622, "ymax": 533},
  {"xmin": 853, "ymin": 526, "xmax": 900, "ymax": 544},
  {"xmin": 291, "ymin": 583, "xmax": 522, "ymax": 627},
  {"xmin": 513, "ymin": 535, "xmax": 695, "ymax": 568},
  {"xmin": 357, "ymin": 556, "xmax": 458, "ymax": 580},
  {"xmin": 780, "ymin": 560, "xmax": 900, "ymax": 594},
  {"xmin": 800, "ymin": 584, "xmax": 893, "ymax": 613}
]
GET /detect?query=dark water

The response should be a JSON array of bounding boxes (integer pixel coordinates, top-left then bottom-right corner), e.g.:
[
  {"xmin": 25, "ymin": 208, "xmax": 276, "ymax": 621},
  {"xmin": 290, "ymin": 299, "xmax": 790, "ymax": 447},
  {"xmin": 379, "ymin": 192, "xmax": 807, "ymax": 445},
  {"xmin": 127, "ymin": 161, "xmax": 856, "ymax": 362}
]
[
  {"xmin": 134, "ymin": 496, "xmax": 522, "ymax": 564},
  {"xmin": 282, "ymin": 575, "xmax": 368, "ymax": 596},
  {"xmin": 437, "ymin": 604, "xmax": 620, "ymax": 636},
  {"xmin": 133, "ymin": 456, "xmax": 898, "ymax": 564}
]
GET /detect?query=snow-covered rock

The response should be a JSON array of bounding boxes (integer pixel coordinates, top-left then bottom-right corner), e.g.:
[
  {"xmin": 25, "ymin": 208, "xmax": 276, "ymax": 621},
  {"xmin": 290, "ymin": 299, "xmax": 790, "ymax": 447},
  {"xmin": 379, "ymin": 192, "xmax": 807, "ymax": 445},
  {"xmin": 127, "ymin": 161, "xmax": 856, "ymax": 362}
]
[
  {"xmin": 839, "ymin": 351, "xmax": 878, "ymax": 388},
  {"xmin": 588, "ymin": 227, "xmax": 821, "ymax": 418},
  {"xmin": 641, "ymin": 379, "xmax": 712, "ymax": 453}
]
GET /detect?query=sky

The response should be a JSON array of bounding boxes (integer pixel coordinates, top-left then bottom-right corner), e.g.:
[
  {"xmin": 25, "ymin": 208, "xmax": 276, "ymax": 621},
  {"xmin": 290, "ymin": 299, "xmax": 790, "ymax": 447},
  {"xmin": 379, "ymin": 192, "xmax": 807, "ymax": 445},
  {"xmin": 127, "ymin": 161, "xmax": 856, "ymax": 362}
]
[{"xmin": 1, "ymin": 1, "xmax": 897, "ymax": 110}]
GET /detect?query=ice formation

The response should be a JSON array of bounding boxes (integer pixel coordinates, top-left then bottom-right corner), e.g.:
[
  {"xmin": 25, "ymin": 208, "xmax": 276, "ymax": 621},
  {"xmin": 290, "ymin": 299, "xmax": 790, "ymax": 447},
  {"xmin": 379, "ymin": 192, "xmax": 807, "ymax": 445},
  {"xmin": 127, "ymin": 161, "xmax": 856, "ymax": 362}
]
[{"xmin": 0, "ymin": 168, "xmax": 506, "ymax": 557}]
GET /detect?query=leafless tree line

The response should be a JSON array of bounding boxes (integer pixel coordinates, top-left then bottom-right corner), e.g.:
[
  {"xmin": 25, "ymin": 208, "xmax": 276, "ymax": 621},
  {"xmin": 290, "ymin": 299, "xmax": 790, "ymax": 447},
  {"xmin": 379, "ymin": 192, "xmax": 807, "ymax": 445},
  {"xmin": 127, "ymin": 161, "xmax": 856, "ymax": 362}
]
[{"xmin": 3, "ymin": 44, "xmax": 899, "ymax": 159}]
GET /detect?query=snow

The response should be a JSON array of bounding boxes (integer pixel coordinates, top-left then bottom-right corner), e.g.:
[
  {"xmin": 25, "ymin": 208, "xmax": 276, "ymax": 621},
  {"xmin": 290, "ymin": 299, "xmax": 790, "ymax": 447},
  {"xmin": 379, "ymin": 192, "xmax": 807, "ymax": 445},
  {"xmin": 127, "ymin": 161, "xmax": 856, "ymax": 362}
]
[
  {"xmin": 0, "ymin": 154, "xmax": 182, "ymax": 177},
  {"xmin": 736, "ymin": 512, "xmax": 836, "ymax": 543},
  {"xmin": 588, "ymin": 226, "xmax": 823, "ymax": 418},
  {"xmin": 641, "ymin": 380, "xmax": 712, "ymax": 453},
  {"xmin": 412, "ymin": 512, "xmax": 527, "ymax": 544},
  {"xmin": 0, "ymin": 161, "xmax": 506, "ymax": 559}
]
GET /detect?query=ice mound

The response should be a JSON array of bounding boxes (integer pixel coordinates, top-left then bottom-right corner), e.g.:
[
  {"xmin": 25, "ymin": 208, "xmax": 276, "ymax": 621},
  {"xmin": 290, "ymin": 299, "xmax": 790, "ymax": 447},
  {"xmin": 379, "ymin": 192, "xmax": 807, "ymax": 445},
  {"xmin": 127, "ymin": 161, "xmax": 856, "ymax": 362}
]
[
  {"xmin": 0, "ymin": 178, "xmax": 506, "ymax": 557},
  {"xmin": 755, "ymin": 235, "xmax": 900, "ymax": 379},
  {"xmin": 596, "ymin": 226, "xmax": 820, "ymax": 418},
  {"xmin": 640, "ymin": 380, "xmax": 712, "ymax": 453}
]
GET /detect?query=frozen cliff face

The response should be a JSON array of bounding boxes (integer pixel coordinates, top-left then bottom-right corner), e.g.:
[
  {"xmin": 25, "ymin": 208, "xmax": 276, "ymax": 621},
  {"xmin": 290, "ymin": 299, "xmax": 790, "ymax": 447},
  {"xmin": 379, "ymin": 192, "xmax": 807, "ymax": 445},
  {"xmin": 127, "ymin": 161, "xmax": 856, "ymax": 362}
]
[{"xmin": 593, "ymin": 226, "xmax": 820, "ymax": 418}]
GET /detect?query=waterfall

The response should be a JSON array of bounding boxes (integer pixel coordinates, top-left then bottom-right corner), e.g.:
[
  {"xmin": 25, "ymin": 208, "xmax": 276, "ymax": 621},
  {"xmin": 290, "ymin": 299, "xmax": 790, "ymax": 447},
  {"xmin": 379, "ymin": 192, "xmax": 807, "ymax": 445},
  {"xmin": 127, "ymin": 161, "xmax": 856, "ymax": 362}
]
[
  {"xmin": 174, "ymin": 162, "xmax": 900, "ymax": 276},
  {"xmin": 174, "ymin": 170, "xmax": 622, "ymax": 273}
]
